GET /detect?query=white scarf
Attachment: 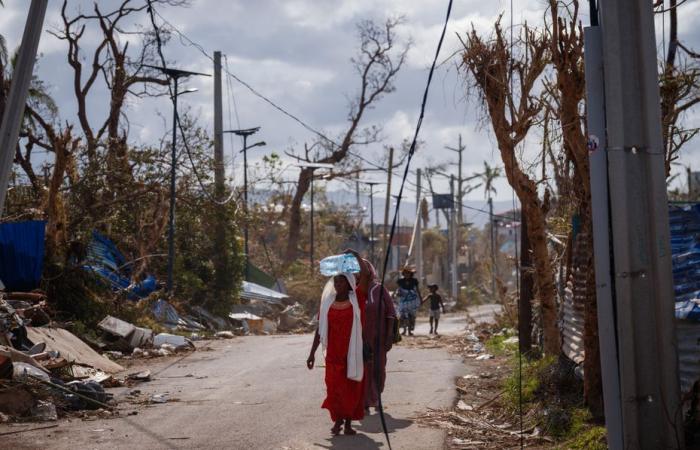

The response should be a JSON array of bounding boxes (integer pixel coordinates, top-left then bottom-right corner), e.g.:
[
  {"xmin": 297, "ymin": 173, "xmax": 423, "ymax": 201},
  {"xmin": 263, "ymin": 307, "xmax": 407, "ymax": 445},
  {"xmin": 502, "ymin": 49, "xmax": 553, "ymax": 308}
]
[{"xmin": 318, "ymin": 273, "xmax": 363, "ymax": 382}]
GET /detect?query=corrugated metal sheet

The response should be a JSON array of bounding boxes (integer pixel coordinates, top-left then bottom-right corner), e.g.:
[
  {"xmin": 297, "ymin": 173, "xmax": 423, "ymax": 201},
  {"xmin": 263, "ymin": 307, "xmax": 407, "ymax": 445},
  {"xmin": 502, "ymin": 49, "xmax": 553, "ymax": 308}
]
[
  {"xmin": 561, "ymin": 283, "xmax": 585, "ymax": 364},
  {"xmin": 676, "ymin": 320, "xmax": 700, "ymax": 393},
  {"xmin": 559, "ymin": 233, "xmax": 590, "ymax": 365},
  {"xmin": 240, "ymin": 281, "xmax": 288, "ymax": 304},
  {"xmin": 670, "ymin": 204, "xmax": 700, "ymax": 394}
]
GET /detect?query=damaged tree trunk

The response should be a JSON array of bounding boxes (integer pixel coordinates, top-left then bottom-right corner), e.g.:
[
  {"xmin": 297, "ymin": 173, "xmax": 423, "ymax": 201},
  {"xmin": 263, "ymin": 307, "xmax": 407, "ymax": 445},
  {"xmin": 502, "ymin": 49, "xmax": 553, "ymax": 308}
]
[
  {"xmin": 546, "ymin": 0, "xmax": 602, "ymax": 414},
  {"xmin": 461, "ymin": 20, "xmax": 560, "ymax": 355}
]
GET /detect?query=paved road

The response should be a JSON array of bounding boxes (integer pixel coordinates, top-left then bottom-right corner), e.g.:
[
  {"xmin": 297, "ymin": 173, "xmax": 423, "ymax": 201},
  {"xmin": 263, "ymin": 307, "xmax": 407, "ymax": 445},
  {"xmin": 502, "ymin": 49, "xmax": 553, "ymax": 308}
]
[{"xmin": 3, "ymin": 333, "xmax": 464, "ymax": 450}]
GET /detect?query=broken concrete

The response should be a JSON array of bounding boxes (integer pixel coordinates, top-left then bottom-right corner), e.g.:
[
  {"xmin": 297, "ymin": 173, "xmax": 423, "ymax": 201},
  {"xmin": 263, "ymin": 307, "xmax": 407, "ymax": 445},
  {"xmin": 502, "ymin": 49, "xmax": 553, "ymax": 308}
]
[{"xmin": 25, "ymin": 327, "xmax": 124, "ymax": 374}]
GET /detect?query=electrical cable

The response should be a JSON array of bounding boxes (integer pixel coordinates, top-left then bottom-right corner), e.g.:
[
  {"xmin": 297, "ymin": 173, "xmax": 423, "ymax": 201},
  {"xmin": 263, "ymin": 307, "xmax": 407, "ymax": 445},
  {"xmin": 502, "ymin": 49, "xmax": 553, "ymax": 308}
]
[
  {"xmin": 372, "ymin": 1, "xmax": 453, "ymax": 448},
  {"xmin": 509, "ymin": 0, "xmax": 525, "ymax": 448},
  {"xmin": 146, "ymin": 1, "xmax": 238, "ymax": 207},
  {"xmin": 151, "ymin": 8, "xmax": 344, "ymax": 152},
  {"xmin": 223, "ymin": 54, "xmax": 242, "ymax": 169}
]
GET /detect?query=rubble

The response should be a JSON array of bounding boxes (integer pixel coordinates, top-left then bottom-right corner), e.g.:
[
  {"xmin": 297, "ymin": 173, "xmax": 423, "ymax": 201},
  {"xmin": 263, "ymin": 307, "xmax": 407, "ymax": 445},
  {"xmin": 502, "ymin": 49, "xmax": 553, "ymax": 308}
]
[
  {"xmin": 153, "ymin": 333, "xmax": 192, "ymax": 350},
  {"xmin": 98, "ymin": 315, "xmax": 153, "ymax": 351},
  {"xmin": 25, "ymin": 327, "xmax": 124, "ymax": 373},
  {"xmin": 214, "ymin": 331, "xmax": 235, "ymax": 339}
]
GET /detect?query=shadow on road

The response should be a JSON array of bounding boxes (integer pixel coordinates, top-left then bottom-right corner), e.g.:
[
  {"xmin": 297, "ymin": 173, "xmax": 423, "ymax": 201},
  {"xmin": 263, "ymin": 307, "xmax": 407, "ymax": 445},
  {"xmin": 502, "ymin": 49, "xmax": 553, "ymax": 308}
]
[
  {"xmin": 315, "ymin": 413, "xmax": 412, "ymax": 449},
  {"xmin": 357, "ymin": 411, "xmax": 412, "ymax": 434}
]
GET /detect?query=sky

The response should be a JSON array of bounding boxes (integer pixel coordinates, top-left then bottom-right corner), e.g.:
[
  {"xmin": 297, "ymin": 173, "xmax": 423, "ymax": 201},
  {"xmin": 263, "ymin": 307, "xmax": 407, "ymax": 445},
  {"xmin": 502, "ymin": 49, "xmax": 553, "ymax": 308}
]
[{"xmin": 2, "ymin": 0, "xmax": 700, "ymax": 221}]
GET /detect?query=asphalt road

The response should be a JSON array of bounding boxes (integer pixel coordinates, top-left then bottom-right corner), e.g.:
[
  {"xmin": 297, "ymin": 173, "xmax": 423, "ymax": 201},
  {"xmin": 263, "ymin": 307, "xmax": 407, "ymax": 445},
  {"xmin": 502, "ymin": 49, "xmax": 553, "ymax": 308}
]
[{"xmin": 3, "ymin": 332, "xmax": 464, "ymax": 449}]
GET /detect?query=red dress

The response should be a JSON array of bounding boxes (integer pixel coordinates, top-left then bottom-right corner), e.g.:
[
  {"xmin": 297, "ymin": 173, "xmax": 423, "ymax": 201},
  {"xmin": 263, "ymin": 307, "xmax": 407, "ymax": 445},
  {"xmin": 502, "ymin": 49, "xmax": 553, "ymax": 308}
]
[{"xmin": 322, "ymin": 301, "xmax": 365, "ymax": 422}]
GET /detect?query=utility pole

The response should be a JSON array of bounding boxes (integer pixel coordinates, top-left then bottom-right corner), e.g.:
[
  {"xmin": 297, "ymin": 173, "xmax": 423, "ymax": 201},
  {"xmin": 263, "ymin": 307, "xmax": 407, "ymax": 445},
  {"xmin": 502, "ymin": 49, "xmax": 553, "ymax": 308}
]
[
  {"xmin": 446, "ymin": 135, "xmax": 465, "ymax": 224},
  {"xmin": 213, "ymin": 51, "xmax": 226, "ymax": 300},
  {"xmin": 489, "ymin": 196, "xmax": 496, "ymax": 299},
  {"xmin": 0, "ymin": 0, "xmax": 48, "ymax": 218},
  {"xmin": 450, "ymin": 175, "xmax": 458, "ymax": 299},
  {"xmin": 214, "ymin": 51, "xmax": 224, "ymax": 200},
  {"xmin": 296, "ymin": 162, "xmax": 334, "ymax": 273},
  {"xmin": 594, "ymin": 0, "xmax": 683, "ymax": 448},
  {"xmin": 416, "ymin": 169, "xmax": 423, "ymax": 284},
  {"xmin": 391, "ymin": 194, "xmax": 404, "ymax": 267},
  {"xmin": 362, "ymin": 181, "xmax": 380, "ymax": 266},
  {"xmin": 381, "ymin": 147, "xmax": 394, "ymax": 275},
  {"xmin": 585, "ymin": 22, "xmax": 623, "ymax": 450}
]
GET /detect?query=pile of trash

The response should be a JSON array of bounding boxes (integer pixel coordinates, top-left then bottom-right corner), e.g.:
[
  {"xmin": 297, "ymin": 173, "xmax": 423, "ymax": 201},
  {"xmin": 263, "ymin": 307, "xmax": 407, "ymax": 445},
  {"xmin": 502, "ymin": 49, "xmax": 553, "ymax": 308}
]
[
  {"xmin": 228, "ymin": 281, "xmax": 313, "ymax": 334},
  {"xmin": 0, "ymin": 292, "xmax": 123, "ymax": 423},
  {"xmin": 97, "ymin": 315, "xmax": 195, "ymax": 358},
  {"xmin": 229, "ymin": 301, "xmax": 312, "ymax": 334},
  {"xmin": 0, "ymin": 292, "xmax": 205, "ymax": 424}
]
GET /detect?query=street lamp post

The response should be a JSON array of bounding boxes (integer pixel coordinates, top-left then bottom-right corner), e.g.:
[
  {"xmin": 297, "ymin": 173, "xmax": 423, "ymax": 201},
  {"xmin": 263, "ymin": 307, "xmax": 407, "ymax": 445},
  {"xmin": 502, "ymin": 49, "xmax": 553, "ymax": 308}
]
[
  {"xmin": 145, "ymin": 65, "xmax": 209, "ymax": 294},
  {"xmin": 224, "ymin": 127, "xmax": 264, "ymax": 280}
]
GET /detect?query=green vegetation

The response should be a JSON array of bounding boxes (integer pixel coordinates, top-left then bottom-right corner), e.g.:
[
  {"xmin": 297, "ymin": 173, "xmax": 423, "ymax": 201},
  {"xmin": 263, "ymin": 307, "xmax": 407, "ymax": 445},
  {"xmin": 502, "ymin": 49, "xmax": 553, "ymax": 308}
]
[
  {"xmin": 502, "ymin": 354, "xmax": 556, "ymax": 410},
  {"xmin": 484, "ymin": 330, "xmax": 519, "ymax": 356},
  {"xmin": 498, "ymin": 354, "xmax": 607, "ymax": 448}
]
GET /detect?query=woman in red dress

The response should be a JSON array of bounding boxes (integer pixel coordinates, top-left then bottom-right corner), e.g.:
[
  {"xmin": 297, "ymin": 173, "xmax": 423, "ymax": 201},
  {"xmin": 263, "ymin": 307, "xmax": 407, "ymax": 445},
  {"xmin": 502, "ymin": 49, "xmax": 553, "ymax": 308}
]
[{"xmin": 307, "ymin": 273, "xmax": 365, "ymax": 435}]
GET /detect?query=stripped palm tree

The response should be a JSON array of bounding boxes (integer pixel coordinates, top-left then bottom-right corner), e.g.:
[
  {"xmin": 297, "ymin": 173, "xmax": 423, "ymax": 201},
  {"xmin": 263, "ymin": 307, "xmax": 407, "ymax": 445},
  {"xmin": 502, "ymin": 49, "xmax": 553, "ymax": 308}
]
[{"xmin": 475, "ymin": 161, "xmax": 501, "ymax": 298}]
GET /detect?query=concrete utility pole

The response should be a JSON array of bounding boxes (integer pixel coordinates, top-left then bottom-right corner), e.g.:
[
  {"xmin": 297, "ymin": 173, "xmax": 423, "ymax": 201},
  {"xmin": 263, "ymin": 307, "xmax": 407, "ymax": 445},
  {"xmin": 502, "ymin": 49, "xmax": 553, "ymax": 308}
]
[
  {"xmin": 416, "ymin": 169, "xmax": 423, "ymax": 284},
  {"xmin": 585, "ymin": 24, "xmax": 623, "ymax": 450},
  {"xmin": 213, "ymin": 52, "xmax": 224, "ymax": 198},
  {"xmin": 0, "ymin": 0, "xmax": 48, "ymax": 218},
  {"xmin": 489, "ymin": 197, "xmax": 496, "ymax": 298},
  {"xmin": 445, "ymin": 135, "xmax": 465, "ymax": 223},
  {"xmin": 212, "ymin": 51, "xmax": 226, "ymax": 298},
  {"xmin": 450, "ymin": 175, "xmax": 458, "ymax": 299},
  {"xmin": 595, "ymin": 0, "xmax": 683, "ymax": 448},
  {"xmin": 381, "ymin": 147, "xmax": 394, "ymax": 274}
]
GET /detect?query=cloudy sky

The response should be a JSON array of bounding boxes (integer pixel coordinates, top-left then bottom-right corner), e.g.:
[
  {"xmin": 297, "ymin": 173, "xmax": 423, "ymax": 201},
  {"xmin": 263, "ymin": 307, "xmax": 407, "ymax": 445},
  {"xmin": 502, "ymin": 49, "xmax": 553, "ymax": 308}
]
[{"xmin": 3, "ymin": 0, "xmax": 700, "ymax": 219}]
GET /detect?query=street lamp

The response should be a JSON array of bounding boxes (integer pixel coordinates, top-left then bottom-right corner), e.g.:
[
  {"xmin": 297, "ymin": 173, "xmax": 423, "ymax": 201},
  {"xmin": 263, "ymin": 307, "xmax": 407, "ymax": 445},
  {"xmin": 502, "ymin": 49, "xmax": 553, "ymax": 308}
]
[
  {"xmin": 296, "ymin": 162, "xmax": 334, "ymax": 271},
  {"xmin": 223, "ymin": 127, "xmax": 264, "ymax": 280},
  {"xmin": 145, "ymin": 65, "xmax": 210, "ymax": 294}
]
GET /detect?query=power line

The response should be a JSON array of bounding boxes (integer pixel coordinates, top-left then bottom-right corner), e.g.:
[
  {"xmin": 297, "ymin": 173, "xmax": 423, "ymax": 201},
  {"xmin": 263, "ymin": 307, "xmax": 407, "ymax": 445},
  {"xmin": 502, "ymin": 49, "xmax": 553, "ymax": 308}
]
[
  {"xmin": 146, "ymin": 0, "xmax": 238, "ymax": 207},
  {"xmin": 151, "ymin": 8, "xmax": 344, "ymax": 151}
]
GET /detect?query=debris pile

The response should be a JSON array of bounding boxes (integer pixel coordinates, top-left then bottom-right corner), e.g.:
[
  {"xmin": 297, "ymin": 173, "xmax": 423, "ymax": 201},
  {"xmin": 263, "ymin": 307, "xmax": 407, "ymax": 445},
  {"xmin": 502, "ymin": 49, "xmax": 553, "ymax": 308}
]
[{"xmin": 0, "ymin": 293, "xmax": 123, "ymax": 423}]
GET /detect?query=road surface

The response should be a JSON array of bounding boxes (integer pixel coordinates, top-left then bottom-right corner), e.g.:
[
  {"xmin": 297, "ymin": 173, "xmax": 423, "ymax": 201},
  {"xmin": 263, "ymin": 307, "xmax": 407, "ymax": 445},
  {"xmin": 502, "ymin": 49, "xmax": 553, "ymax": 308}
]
[
  {"xmin": 3, "ymin": 307, "xmax": 501, "ymax": 449},
  {"xmin": 3, "ymin": 334, "xmax": 463, "ymax": 449}
]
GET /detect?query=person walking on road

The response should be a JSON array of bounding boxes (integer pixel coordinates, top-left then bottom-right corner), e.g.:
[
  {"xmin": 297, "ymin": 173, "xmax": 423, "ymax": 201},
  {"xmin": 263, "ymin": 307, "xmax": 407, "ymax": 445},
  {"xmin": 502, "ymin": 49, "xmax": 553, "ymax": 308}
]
[
  {"xmin": 426, "ymin": 284, "xmax": 445, "ymax": 335},
  {"xmin": 307, "ymin": 273, "xmax": 365, "ymax": 436},
  {"xmin": 396, "ymin": 266, "xmax": 422, "ymax": 336},
  {"xmin": 347, "ymin": 250, "xmax": 396, "ymax": 412}
]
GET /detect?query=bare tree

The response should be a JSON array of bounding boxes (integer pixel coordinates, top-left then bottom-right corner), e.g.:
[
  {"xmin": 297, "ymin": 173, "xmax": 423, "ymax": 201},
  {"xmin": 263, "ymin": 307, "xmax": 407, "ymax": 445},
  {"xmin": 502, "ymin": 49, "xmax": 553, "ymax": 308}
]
[
  {"xmin": 656, "ymin": 0, "xmax": 700, "ymax": 176},
  {"xmin": 545, "ymin": 0, "xmax": 601, "ymax": 416},
  {"xmin": 284, "ymin": 18, "xmax": 409, "ymax": 263},
  {"xmin": 14, "ymin": 0, "xmax": 176, "ymax": 264},
  {"xmin": 460, "ymin": 20, "xmax": 561, "ymax": 356}
]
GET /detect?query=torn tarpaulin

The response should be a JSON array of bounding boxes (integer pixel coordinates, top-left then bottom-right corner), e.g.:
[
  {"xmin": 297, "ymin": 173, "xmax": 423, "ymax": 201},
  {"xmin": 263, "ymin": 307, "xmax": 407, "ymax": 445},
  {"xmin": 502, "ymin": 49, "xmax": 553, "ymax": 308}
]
[{"xmin": 82, "ymin": 231, "xmax": 157, "ymax": 300}]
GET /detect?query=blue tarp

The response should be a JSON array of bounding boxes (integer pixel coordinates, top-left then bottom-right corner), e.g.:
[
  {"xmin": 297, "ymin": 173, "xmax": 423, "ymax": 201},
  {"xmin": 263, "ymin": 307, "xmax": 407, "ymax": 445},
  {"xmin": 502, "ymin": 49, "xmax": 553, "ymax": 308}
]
[
  {"xmin": 670, "ymin": 204, "xmax": 700, "ymax": 320},
  {"xmin": 83, "ymin": 231, "xmax": 157, "ymax": 300},
  {"xmin": 0, "ymin": 220, "xmax": 46, "ymax": 291}
]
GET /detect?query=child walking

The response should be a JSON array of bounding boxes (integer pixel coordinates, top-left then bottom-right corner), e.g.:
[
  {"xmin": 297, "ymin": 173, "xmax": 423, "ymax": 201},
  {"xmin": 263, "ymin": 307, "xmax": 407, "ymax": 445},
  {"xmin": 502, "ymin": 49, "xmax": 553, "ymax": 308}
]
[{"xmin": 426, "ymin": 284, "xmax": 445, "ymax": 335}]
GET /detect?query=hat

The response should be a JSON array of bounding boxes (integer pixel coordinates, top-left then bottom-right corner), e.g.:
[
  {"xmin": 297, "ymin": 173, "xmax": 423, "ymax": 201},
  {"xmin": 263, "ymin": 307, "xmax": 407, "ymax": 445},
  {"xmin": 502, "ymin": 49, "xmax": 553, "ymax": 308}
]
[
  {"xmin": 428, "ymin": 283, "xmax": 439, "ymax": 289},
  {"xmin": 401, "ymin": 265, "xmax": 416, "ymax": 273}
]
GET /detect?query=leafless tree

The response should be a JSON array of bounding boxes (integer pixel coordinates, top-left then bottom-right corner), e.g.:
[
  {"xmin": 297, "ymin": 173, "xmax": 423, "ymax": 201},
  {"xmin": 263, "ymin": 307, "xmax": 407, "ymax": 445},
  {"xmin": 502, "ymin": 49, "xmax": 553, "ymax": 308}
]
[{"xmin": 284, "ymin": 18, "xmax": 410, "ymax": 263}]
